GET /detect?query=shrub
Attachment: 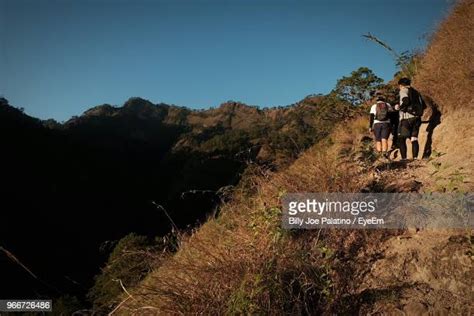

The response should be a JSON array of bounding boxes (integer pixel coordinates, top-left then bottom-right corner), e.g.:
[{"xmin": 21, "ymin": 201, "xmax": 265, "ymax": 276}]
[{"xmin": 88, "ymin": 233, "xmax": 174, "ymax": 313}]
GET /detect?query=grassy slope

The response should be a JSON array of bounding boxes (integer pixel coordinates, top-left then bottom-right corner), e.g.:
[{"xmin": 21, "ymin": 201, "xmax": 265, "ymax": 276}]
[
  {"xmin": 117, "ymin": 116, "xmax": 392, "ymax": 315},
  {"xmin": 415, "ymin": 0, "xmax": 473, "ymax": 114},
  {"xmin": 412, "ymin": 0, "xmax": 473, "ymax": 191},
  {"xmin": 116, "ymin": 1, "xmax": 473, "ymax": 314}
]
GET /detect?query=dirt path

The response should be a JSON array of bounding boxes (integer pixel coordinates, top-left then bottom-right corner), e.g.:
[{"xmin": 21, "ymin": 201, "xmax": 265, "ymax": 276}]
[
  {"xmin": 355, "ymin": 228, "xmax": 472, "ymax": 314},
  {"xmin": 349, "ymin": 149, "xmax": 473, "ymax": 314}
]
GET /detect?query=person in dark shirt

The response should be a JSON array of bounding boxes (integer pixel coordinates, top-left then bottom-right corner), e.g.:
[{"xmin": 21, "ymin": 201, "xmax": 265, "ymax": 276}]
[{"xmin": 395, "ymin": 78, "xmax": 424, "ymax": 160}]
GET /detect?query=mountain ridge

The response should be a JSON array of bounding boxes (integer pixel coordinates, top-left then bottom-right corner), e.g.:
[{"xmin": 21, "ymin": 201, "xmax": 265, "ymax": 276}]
[{"xmin": 0, "ymin": 88, "xmax": 356, "ymax": 302}]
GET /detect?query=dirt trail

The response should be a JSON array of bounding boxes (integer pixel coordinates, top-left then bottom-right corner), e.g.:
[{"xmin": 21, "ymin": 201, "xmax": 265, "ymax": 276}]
[
  {"xmin": 355, "ymin": 227, "xmax": 472, "ymax": 315},
  {"xmin": 350, "ymin": 117, "xmax": 474, "ymax": 315}
]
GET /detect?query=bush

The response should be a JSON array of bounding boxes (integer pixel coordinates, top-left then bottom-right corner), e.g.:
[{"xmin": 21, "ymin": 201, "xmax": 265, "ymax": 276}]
[{"xmin": 88, "ymin": 233, "xmax": 173, "ymax": 313}]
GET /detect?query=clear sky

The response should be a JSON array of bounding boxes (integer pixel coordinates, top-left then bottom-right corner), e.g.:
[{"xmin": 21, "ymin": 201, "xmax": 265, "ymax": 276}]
[{"xmin": 1, "ymin": 0, "xmax": 452, "ymax": 121}]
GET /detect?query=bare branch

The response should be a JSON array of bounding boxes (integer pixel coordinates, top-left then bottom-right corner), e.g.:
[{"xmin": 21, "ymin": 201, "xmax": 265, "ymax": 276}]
[
  {"xmin": 362, "ymin": 32, "xmax": 400, "ymax": 59},
  {"xmin": 0, "ymin": 246, "xmax": 38, "ymax": 279}
]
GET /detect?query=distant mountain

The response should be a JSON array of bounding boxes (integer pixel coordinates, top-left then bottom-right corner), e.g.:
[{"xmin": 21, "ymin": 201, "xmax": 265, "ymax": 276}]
[{"xmin": 0, "ymin": 94, "xmax": 356, "ymax": 300}]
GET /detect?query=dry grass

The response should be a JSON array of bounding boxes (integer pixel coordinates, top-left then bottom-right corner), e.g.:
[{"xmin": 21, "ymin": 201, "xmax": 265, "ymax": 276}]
[
  {"xmin": 413, "ymin": 0, "xmax": 474, "ymax": 189},
  {"xmin": 113, "ymin": 116, "xmax": 382, "ymax": 315},
  {"xmin": 108, "ymin": 3, "xmax": 474, "ymax": 314},
  {"xmin": 415, "ymin": 0, "xmax": 474, "ymax": 113}
]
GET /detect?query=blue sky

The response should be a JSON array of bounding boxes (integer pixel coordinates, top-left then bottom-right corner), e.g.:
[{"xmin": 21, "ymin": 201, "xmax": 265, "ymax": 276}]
[{"xmin": 1, "ymin": 0, "xmax": 452, "ymax": 121}]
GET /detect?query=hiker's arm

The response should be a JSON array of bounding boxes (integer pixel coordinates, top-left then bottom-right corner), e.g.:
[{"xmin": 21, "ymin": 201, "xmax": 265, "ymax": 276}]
[
  {"xmin": 399, "ymin": 96, "xmax": 410, "ymax": 111},
  {"xmin": 369, "ymin": 113, "xmax": 374, "ymax": 130}
]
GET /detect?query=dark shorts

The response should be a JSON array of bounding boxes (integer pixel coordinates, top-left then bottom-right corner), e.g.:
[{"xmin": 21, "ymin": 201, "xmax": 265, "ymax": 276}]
[
  {"xmin": 399, "ymin": 117, "xmax": 421, "ymax": 139},
  {"xmin": 373, "ymin": 122, "xmax": 390, "ymax": 141}
]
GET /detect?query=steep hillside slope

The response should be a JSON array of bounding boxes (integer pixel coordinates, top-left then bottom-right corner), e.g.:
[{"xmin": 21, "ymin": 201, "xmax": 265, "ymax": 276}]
[
  {"xmin": 117, "ymin": 118, "xmax": 471, "ymax": 315},
  {"xmin": 115, "ymin": 116, "xmax": 375, "ymax": 315},
  {"xmin": 412, "ymin": 0, "xmax": 474, "ymax": 191},
  {"xmin": 113, "ymin": 1, "xmax": 473, "ymax": 314},
  {"xmin": 415, "ymin": 0, "xmax": 473, "ymax": 114}
]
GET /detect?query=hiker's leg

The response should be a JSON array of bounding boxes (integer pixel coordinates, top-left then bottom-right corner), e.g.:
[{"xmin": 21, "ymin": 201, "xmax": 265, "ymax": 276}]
[
  {"xmin": 389, "ymin": 115, "xmax": 398, "ymax": 150},
  {"xmin": 391, "ymin": 122, "xmax": 398, "ymax": 149},
  {"xmin": 411, "ymin": 137, "xmax": 419, "ymax": 159},
  {"xmin": 398, "ymin": 119, "xmax": 410, "ymax": 160},
  {"xmin": 399, "ymin": 137, "xmax": 407, "ymax": 159},
  {"xmin": 411, "ymin": 118, "xmax": 421, "ymax": 159},
  {"xmin": 381, "ymin": 123, "xmax": 390, "ymax": 152},
  {"xmin": 373, "ymin": 124, "xmax": 382, "ymax": 152},
  {"xmin": 381, "ymin": 139, "xmax": 388, "ymax": 152}
]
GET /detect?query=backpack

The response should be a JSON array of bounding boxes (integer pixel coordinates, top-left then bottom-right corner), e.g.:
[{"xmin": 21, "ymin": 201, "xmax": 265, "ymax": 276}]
[
  {"xmin": 406, "ymin": 88, "xmax": 425, "ymax": 117},
  {"xmin": 375, "ymin": 102, "xmax": 389, "ymax": 121}
]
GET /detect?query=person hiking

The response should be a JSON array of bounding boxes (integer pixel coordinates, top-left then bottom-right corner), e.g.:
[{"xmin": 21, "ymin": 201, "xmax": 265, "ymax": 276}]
[
  {"xmin": 388, "ymin": 97, "xmax": 399, "ymax": 152},
  {"xmin": 395, "ymin": 78, "xmax": 424, "ymax": 161},
  {"xmin": 369, "ymin": 91, "xmax": 392, "ymax": 157}
]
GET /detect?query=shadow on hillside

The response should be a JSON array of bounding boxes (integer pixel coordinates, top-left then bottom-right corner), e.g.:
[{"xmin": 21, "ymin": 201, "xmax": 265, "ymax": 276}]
[
  {"xmin": 376, "ymin": 159, "xmax": 424, "ymax": 171},
  {"xmin": 421, "ymin": 96, "xmax": 442, "ymax": 159},
  {"xmin": 333, "ymin": 283, "xmax": 415, "ymax": 315}
]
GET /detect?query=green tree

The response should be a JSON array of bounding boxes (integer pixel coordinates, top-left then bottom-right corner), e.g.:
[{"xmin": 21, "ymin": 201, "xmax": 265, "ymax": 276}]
[{"xmin": 333, "ymin": 67, "xmax": 383, "ymax": 105}]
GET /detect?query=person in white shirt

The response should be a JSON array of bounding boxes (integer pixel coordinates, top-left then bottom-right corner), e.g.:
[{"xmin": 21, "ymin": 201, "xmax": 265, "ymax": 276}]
[{"xmin": 369, "ymin": 91, "xmax": 392, "ymax": 156}]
